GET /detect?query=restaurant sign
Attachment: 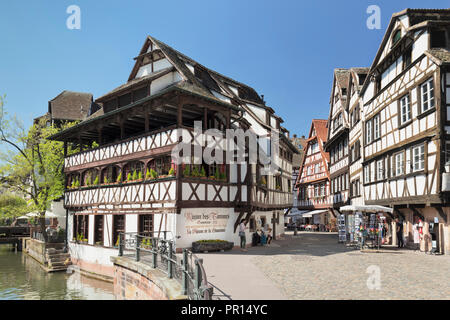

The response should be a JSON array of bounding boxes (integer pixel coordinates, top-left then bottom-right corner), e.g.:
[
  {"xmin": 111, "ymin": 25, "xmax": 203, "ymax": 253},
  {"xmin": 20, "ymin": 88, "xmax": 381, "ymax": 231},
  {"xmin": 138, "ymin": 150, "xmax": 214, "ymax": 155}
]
[{"xmin": 184, "ymin": 211, "xmax": 230, "ymax": 234}]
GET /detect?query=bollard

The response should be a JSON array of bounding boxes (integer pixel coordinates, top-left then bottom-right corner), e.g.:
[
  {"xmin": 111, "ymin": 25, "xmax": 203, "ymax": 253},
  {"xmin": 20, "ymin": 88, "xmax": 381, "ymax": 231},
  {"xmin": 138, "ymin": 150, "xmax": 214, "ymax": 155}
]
[
  {"xmin": 182, "ymin": 249, "xmax": 188, "ymax": 295},
  {"xmin": 152, "ymin": 239, "xmax": 157, "ymax": 268},
  {"xmin": 118, "ymin": 233, "xmax": 123, "ymax": 257},
  {"xmin": 135, "ymin": 235, "xmax": 140, "ymax": 262},
  {"xmin": 168, "ymin": 242, "xmax": 173, "ymax": 279}
]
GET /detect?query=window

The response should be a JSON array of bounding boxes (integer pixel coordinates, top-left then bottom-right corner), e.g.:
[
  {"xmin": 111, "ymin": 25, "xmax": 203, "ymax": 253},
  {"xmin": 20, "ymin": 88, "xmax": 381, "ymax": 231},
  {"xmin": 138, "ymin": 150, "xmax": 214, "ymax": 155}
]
[
  {"xmin": 446, "ymin": 143, "xmax": 450, "ymax": 165},
  {"xmin": 373, "ymin": 114, "xmax": 380, "ymax": 140},
  {"xmin": 364, "ymin": 165, "xmax": 370, "ymax": 184},
  {"xmin": 412, "ymin": 145, "xmax": 425, "ymax": 172},
  {"xmin": 139, "ymin": 215, "xmax": 154, "ymax": 235},
  {"xmin": 420, "ymin": 78, "xmax": 435, "ymax": 113},
  {"xmin": 74, "ymin": 215, "xmax": 89, "ymax": 241},
  {"xmin": 314, "ymin": 185, "xmax": 319, "ymax": 197},
  {"xmin": 112, "ymin": 215, "xmax": 125, "ymax": 247},
  {"xmin": 94, "ymin": 215, "xmax": 104, "ymax": 245},
  {"xmin": 392, "ymin": 29, "xmax": 401, "ymax": 46},
  {"xmin": 399, "ymin": 94, "xmax": 411, "ymax": 125},
  {"xmin": 431, "ymin": 30, "xmax": 447, "ymax": 48},
  {"xmin": 402, "ymin": 48, "xmax": 412, "ymax": 70},
  {"xmin": 320, "ymin": 184, "xmax": 325, "ymax": 196},
  {"xmin": 338, "ymin": 142, "xmax": 343, "ymax": 158},
  {"xmin": 366, "ymin": 121, "xmax": 372, "ymax": 144},
  {"xmin": 394, "ymin": 152, "xmax": 404, "ymax": 176},
  {"xmin": 376, "ymin": 159, "xmax": 384, "ymax": 181},
  {"xmin": 315, "ymin": 163, "xmax": 320, "ymax": 174}
]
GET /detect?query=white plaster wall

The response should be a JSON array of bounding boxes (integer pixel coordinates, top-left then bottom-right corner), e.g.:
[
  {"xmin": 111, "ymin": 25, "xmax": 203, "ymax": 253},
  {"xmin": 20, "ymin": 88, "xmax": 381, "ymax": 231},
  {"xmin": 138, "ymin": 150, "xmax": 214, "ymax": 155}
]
[{"xmin": 125, "ymin": 214, "xmax": 138, "ymax": 234}]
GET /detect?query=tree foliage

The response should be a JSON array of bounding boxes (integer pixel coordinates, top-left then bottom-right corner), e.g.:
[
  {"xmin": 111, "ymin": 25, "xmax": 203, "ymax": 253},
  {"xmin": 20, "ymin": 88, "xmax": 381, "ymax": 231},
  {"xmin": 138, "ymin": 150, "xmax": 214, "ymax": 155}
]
[
  {"xmin": 0, "ymin": 95, "xmax": 77, "ymax": 237},
  {"xmin": 0, "ymin": 193, "xmax": 28, "ymax": 224}
]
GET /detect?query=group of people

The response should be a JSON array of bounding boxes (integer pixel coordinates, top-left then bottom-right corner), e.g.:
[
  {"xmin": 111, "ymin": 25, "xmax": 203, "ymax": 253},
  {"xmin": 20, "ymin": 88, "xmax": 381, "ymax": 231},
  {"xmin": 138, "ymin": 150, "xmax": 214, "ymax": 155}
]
[{"xmin": 238, "ymin": 219, "xmax": 273, "ymax": 252}]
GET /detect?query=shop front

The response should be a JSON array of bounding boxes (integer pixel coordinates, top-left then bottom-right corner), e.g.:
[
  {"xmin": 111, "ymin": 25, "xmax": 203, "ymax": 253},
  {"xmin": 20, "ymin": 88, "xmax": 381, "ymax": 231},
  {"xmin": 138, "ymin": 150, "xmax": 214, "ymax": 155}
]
[{"xmin": 340, "ymin": 205, "xmax": 394, "ymax": 250}]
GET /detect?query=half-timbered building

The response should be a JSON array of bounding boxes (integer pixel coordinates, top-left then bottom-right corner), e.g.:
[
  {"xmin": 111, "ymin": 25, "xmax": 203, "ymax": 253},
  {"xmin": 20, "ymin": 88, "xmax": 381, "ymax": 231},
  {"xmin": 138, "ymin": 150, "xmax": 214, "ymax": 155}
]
[
  {"xmin": 347, "ymin": 68, "xmax": 369, "ymax": 206},
  {"xmin": 360, "ymin": 9, "xmax": 450, "ymax": 254},
  {"xmin": 325, "ymin": 69, "xmax": 351, "ymax": 213},
  {"xmin": 296, "ymin": 120, "xmax": 334, "ymax": 229},
  {"xmin": 50, "ymin": 36, "xmax": 297, "ymax": 277}
]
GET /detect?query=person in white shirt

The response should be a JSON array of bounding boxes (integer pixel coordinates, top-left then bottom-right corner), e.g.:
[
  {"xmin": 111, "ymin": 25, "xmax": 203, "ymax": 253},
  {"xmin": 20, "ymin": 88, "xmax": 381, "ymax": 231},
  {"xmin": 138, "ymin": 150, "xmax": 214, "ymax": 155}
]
[{"xmin": 238, "ymin": 219, "xmax": 247, "ymax": 251}]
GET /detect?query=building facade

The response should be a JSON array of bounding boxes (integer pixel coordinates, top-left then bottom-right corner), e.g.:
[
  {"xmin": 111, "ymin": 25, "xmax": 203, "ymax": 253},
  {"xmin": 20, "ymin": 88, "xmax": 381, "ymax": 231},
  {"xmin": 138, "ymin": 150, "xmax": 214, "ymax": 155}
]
[
  {"xmin": 296, "ymin": 120, "xmax": 335, "ymax": 229},
  {"xmin": 325, "ymin": 69, "xmax": 351, "ymax": 213},
  {"xmin": 50, "ymin": 36, "xmax": 297, "ymax": 277},
  {"xmin": 360, "ymin": 9, "xmax": 450, "ymax": 254}
]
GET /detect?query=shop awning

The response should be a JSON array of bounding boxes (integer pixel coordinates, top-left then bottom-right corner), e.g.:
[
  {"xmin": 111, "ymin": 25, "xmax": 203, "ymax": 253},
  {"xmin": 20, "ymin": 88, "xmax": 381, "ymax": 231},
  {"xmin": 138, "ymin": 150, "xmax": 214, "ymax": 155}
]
[
  {"xmin": 339, "ymin": 205, "xmax": 393, "ymax": 214},
  {"xmin": 301, "ymin": 209, "xmax": 329, "ymax": 218}
]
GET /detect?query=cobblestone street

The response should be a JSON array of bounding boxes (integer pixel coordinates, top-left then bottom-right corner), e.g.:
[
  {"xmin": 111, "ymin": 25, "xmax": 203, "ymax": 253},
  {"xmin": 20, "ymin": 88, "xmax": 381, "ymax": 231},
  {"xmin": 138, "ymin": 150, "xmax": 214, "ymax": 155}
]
[{"xmin": 199, "ymin": 232, "xmax": 450, "ymax": 300}]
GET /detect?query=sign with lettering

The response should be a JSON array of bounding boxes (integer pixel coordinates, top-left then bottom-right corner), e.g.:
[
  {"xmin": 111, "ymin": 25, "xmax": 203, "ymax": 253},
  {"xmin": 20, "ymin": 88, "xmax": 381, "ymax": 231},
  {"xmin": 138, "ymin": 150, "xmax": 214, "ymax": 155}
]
[{"xmin": 184, "ymin": 211, "xmax": 230, "ymax": 234}]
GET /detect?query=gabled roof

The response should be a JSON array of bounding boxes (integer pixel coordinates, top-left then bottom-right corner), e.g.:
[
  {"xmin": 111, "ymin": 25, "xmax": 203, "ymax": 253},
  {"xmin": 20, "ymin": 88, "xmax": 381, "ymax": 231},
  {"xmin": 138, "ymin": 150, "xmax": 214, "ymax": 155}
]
[
  {"xmin": 361, "ymin": 8, "xmax": 450, "ymax": 93},
  {"xmin": 295, "ymin": 119, "xmax": 330, "ymax": 186},
  {"xmin": 48, "ymin": 91, "xmax": 93, "ymax": 121},
  {"xmin": 311, "ymin": 119, "xmax": 328, "ymax": 144}
]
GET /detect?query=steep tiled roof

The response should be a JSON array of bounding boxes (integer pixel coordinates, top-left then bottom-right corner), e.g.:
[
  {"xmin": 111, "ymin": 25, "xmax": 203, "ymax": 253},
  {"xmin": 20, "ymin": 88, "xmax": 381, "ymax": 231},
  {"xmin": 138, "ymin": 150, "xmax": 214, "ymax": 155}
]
[
  {"xmin": 48, "ymin": 91, "xmax": 93, "ymax": 121},
  {"xmin": 425, "ymin": 48, "xmax": 450, "ymax": 65},
  {"xmin": 312, "ymin": 119, "xmax": 328, "ymax": 143}
]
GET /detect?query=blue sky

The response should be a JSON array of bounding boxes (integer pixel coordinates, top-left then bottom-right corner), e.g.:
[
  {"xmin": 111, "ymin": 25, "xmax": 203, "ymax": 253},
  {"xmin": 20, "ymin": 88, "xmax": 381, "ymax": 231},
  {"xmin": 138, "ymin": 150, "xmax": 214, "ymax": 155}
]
[{"xmin": 0, "ymin": 0, "xmax": 448, "ymax": 138}]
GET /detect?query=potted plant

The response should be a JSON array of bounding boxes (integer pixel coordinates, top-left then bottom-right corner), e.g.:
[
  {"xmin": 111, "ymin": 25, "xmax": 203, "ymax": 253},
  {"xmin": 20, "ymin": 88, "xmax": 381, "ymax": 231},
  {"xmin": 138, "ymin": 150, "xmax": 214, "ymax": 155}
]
[
  {"xmin": 132, "ymin": 170, "xmax": 138, "ymax": 181},
  {"xmin": 183, "ymin": 165, "xmax": 190, "ymax": 178},
  {"xmin": 116, "ymin": 172, "xmax": 122, "ymax": 184},
  {"xmin": 214, "ymin": 167, "xmax": 220, "ymax": 181},
  {"xmin": 261, "ymin": 176, "xmax": 267, "ymax": 186},
  {"xmin": 168, "ymin": 167, "xmax": 175, "ymax": 177},
  {"xmin": 146, "ymin": 169, "xmax": 151, "ymax": 180},
  {"xmin": 219, "ymin": 171, "xmax": 226, "ymax": 181},
  {"xmin": 103, "ymin": 176, "xmax": 109, "ymax": 185},
  {"xmin": 192, "ymin": 166, "xmax": 200, "ymax": 178},
  {"xmin": 200, "ymin": 167, "xmax": 206, "ymax": 179},
  {"xmin": 93, "ymin": 176, "xmax": 99, "ymax": 186},
  {"xmin": 150, "ymin": 169, "xmax": 158, "ymax": 180},
  {"xmin": 138, "ymin": 171, "xmax": 143, "ymax": 181},
  {"xmin": 126, "ymin": 172, "xmax": 132, "ymax": 183}
]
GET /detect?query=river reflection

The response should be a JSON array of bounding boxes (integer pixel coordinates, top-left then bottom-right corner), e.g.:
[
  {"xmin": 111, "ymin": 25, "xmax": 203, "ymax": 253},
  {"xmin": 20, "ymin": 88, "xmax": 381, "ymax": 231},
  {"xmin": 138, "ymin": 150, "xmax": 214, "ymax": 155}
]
[{"xmin": 0, "ymin": 245, "xmax": 115, "ymax": 300}]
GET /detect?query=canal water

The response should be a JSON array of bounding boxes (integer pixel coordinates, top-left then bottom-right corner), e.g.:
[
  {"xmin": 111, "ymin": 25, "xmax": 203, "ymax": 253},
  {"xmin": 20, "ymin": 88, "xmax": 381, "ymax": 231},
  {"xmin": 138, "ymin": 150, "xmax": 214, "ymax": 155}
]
[{"xmin": 0, "ymin": 245, "xmax": 115, "ymax": 300}]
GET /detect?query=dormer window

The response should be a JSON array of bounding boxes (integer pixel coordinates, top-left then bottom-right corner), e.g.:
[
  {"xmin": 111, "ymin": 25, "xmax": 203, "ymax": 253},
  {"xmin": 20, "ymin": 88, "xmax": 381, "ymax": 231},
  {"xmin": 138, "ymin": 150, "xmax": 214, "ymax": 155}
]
[
  {"xmin": 392, "ymin": 29, "xmax": 401, "ymax": 46},
  {"xmin": 431, "ymin": 29, "xmax": 447, "ymax": 48}
]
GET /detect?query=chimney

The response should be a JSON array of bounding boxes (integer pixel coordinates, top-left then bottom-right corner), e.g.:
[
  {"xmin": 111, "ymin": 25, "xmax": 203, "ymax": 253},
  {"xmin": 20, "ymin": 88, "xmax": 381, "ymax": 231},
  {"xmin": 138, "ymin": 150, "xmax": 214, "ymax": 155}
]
[{"xmin": 293, "ymin": 134, "xmax": 297, "ymax": 138}]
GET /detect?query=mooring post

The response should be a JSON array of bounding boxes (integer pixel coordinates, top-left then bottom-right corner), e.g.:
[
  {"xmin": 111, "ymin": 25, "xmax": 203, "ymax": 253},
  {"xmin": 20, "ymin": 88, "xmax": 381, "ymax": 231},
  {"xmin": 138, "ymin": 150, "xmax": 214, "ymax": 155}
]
[
  {"xmin": 168, "ymin": 241, "xmax": 173, "ymax": 278},
  {"xmin": 118, "ymin": 233, "xmax": 123, "ymax": 257},
  {"xmin": 135, "ymin": 235, "xmax": 140, "ymax": 262},
  {"xmin": 182, "ymin": 249, "xmax": 188, "ymax": 295},
  {"xmin": 152, "ymin": 239, "xmax": 157, "ymax": 268}
]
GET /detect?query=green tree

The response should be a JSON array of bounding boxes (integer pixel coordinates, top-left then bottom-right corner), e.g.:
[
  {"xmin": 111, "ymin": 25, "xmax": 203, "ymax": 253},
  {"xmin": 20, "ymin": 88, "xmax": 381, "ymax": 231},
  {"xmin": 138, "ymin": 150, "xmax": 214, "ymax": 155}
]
[
  {"xmin": 0, "ymin": 95, "xmax": 77, "ymax": 241},
  {"xmin": 0, "ymin": 193, "xmax": 28, "ymax": 225}
]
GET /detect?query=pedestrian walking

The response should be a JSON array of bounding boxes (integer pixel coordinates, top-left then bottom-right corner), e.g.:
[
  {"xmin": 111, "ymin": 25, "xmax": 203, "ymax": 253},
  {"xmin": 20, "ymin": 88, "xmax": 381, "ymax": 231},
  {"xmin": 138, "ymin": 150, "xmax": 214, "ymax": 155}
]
[
  {"xmin": 396, "ymin": 218, "xmax": 404, "ymax": 248},
  {"xmin": 238, "ymin": 219, "xmax": 247, "ymax": 251},
  {"xmin": 267, "ymin": 227, "xmax": 273, "ymax": 244}
]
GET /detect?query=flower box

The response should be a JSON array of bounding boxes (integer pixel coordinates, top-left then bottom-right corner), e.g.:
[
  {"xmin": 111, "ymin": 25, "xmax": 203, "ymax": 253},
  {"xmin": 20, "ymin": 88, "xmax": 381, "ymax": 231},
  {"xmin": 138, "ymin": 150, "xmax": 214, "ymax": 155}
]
[{"xmin": 191, "ymin": 240, "xmax": 234, "ymax": 253}]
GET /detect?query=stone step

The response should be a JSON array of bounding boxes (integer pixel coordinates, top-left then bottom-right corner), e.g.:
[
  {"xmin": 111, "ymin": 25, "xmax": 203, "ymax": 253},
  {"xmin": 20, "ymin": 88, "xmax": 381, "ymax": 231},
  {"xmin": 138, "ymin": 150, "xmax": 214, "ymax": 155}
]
[
  {"xmin": 49, "ymin": 260, "xmax": 71, "ymax": 267},
  {"xmin": 46, "ymin": 248, "xmax": 66, "ymax": 254},
  {"xmin": 47, "ymin": 266, "xmax": 69, "ymax": 272},
  {"xmin": 48, "ymin": 257, "xmax": 71, "ymax": 264},
  {"xmin": 46, "ymin": 253, "xmax": 70, "ymax": 259}
]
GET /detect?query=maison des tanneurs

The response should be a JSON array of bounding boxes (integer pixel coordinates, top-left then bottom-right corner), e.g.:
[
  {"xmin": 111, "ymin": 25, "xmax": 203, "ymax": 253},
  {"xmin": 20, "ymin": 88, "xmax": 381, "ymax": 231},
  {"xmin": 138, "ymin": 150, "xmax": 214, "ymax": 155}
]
[{"xmin": 50, "ymin": 36, "xmax": 298, "ymax": 277}]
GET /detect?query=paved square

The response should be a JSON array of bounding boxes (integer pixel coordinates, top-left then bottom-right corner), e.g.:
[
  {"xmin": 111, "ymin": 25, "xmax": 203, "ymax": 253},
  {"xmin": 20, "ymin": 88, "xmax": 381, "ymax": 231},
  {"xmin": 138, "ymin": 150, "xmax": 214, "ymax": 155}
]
[{"xmin": 199, "ymin": 232, "xmax": 450, "ymax": 300}]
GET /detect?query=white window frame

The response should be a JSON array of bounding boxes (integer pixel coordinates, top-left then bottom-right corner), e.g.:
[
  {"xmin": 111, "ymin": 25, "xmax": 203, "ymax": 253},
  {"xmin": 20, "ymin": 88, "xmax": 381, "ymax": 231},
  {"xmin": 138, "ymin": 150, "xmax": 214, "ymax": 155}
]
[
  {"xmin": 366, "ymin": 121, "xmax": 372, "ymax": 144},
  {"xmin": 364, "ymin": 165, "xmax": 370, "ymax": 184},
  {"xmin": 376, "ymin": 159, "xmax": 384, "ymax": 181},
  {"xmin": 420, "ymin": 78, "xmax": 435, "ymax": 113},
  {"xmin": 373, "ymin": 114, "xmax": 380, "ymax": 140},
  {"xmin": 400, "ymin": 94, "xmax": 411, "ymax": 125},
  {"xmin": 412, "ymin": 144, "xmax": 425, "ymax": 172},
  {"xmin": 394, "ymin": 152, "xmax": 404, "ymax": 176}
]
